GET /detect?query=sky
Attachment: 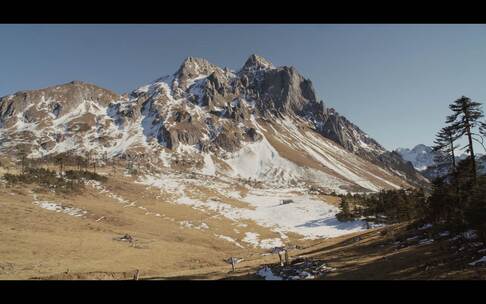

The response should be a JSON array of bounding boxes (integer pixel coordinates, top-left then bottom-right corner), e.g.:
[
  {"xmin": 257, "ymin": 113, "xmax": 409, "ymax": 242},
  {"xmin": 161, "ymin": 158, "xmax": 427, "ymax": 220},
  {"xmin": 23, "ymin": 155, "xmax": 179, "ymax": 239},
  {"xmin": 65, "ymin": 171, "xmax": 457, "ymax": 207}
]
[{"xmin": 1, "ymin": 24, "xmax": 486, "ymax": 151}]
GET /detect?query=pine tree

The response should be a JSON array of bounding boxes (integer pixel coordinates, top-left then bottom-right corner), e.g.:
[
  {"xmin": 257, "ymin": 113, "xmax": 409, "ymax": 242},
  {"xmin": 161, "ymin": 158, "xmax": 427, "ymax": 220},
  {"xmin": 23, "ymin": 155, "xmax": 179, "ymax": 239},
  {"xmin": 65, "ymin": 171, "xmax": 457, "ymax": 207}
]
[
  {"xmin": 15, "ymin": 145, "xmax": 28, "ymax": 174},
  {"xmin": 446, "ymin": 96, "xmax": 484, "ymax": 181},
  {"xmin": 337, "ymin": 196, "xmax": 353, "ymax": 222},
  {"xmin": 55, "ymin": 154, "xmax": 65, "ymax": 175},
  {"xmin": 479, "ymin": 121, "xmax": 486, "ymax": 151},
  {"xmin": 432, "ymin": 125, "xmax": 460, "ymax": 173}
]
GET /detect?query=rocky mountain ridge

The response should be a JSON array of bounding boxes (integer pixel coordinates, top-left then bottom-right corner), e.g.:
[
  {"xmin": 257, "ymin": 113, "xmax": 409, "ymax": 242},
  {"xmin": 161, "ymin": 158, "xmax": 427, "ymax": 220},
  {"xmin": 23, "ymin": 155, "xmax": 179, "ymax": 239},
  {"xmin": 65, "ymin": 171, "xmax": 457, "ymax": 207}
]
[{"xmin": 0, "ymin": 54, "xmax": 427, "ymax": 192}]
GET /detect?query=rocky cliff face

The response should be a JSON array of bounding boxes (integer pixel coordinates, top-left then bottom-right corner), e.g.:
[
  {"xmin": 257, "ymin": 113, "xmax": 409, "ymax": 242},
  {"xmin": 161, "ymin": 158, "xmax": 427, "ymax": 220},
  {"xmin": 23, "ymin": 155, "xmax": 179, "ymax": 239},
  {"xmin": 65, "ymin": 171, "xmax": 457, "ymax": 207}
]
[{"xmin": 0, "ymin": 55, "xmax": 427, "ymax": 192}]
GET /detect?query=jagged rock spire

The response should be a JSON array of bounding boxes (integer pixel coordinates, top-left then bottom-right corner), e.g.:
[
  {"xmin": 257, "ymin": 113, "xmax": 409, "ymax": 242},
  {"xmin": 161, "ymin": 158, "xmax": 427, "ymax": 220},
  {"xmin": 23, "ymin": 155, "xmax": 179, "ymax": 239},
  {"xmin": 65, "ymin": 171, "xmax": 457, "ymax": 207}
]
[
  {"xmin": 240, "ymin": 54, "xmax": 274, "ymax": 73},
  {"xmin": 176, "ymin": 56, "xmax": 221, "ymax": 80}
]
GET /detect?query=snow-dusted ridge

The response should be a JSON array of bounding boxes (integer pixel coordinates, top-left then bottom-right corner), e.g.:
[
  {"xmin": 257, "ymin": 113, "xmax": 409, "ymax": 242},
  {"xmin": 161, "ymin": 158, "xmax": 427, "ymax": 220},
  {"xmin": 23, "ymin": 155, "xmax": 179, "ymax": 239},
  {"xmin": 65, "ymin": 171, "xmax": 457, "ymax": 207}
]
[{"xmin": 0, "ymin": 54, "xmax": 423, "ymax": 193}]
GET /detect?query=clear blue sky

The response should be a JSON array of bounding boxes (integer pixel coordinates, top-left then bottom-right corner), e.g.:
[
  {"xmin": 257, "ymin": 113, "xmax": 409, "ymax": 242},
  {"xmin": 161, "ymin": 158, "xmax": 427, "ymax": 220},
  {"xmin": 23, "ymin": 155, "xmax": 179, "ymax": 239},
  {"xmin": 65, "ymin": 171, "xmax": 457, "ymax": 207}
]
[{"xmin": 1, "ymin": 24, "xmax": 486, "ymax": 151}]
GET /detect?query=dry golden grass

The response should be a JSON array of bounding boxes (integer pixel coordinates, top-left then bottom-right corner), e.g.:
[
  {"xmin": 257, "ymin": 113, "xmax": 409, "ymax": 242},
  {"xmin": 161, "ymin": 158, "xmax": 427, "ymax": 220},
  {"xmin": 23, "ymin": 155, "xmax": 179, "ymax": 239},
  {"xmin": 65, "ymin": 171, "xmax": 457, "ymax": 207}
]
[
  {"xmin": 224, "ymin": 223, "xmax": 486, "ymax": 280},
  {"xmin": 0, "ymin": 166, "xmax": 310, "ymax": 280},
  {"xmin": 3, "ymin": 174, "xmax": 482, "ymax": 280},
  {"xmin": 2, "ymin": 162, "xmax": 477, "ymax": 280}
]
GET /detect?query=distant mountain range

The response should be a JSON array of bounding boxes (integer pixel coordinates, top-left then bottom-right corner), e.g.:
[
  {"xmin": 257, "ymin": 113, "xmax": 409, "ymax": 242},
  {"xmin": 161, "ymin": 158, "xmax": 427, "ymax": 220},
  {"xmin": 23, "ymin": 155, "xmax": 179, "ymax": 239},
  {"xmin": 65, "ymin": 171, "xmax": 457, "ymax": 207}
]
[
  {"xmin": 396, "ymin": 144, "xmax": 485, "ymax": 180},
  {"xmin": 395, "ymin": 144, "xmax": 439, "ymax": 172}
]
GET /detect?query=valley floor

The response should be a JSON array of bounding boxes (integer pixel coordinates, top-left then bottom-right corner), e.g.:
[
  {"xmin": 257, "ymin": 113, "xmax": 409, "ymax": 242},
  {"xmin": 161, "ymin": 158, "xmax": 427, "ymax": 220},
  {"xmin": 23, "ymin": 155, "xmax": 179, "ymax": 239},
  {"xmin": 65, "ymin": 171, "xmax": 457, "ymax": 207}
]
[
  {"xmin": 0, "ymin": 165, "xmax": 484, "ymax": 280},
  {"xmin": 223, "ymin": 224, "xmax": 486, "ymax": 280},
  {"xmin": 0, "ymin": 164, "xmax": 341, "ymax": 279},
  {"xmin": 144, "ymin": 223, "xmax": 486, "ymax": 280}
]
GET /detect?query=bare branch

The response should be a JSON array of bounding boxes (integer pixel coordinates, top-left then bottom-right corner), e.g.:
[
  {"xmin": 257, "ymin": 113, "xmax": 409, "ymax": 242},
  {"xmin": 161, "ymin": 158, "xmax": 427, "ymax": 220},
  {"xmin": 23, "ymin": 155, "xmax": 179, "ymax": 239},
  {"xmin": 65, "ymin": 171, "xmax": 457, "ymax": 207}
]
[{"xmin": 472, "ymin": 137, "xmax": 486, "ymax": 153}]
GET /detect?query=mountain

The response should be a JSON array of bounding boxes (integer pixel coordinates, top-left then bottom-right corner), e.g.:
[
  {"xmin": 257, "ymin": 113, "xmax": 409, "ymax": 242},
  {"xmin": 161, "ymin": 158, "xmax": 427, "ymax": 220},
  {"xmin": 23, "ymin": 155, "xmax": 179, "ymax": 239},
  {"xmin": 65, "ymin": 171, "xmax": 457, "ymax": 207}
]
[
  {"xmin": 0, "ymin": 55, "xmax": 427, "ymax": 193},
  {"xmin": 396, "ymin": 144, "xmax": 485, "ymax": 180},
  {"xmin": 395, "ymin": 144, "xmax": 438, "ymax": 171}
]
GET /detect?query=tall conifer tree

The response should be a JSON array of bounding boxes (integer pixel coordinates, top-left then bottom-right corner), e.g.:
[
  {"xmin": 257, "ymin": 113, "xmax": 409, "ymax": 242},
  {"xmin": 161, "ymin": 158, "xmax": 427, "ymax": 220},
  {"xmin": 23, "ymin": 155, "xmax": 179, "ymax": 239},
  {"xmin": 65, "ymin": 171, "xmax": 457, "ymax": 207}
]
[
  {"xmin": 432, "ymin": 125, "xmax": 460, "ymax": 173},
  {"xmin": 446, "ymin": 96, "xmax": 484, "ymax": 180}
]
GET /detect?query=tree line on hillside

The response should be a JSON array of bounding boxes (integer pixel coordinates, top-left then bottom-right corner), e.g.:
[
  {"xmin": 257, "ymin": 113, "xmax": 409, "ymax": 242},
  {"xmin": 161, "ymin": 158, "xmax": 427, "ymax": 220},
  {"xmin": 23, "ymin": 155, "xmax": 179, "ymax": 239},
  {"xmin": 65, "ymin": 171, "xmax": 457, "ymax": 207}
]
[
  {"xmin": 1, "ymin": 147, "xmax": 163, "ymax": 193},
  {"xmin": 336, "ymin": 188, "xmax": 427, "ymax": 224},
  {"xmin": 4, "ymin": 148, "xmax": 152, "ymax": 176},
  {"xmin": 3, "ymin": 167, "xmax": 107, "ymax": 194},
  {"xmin": 337, "ymin": 96, "xmax": 486, "ymax": 235},
  {"xmin": 2, "ymin": 150, "xmax": 109, "ymax": 194}
]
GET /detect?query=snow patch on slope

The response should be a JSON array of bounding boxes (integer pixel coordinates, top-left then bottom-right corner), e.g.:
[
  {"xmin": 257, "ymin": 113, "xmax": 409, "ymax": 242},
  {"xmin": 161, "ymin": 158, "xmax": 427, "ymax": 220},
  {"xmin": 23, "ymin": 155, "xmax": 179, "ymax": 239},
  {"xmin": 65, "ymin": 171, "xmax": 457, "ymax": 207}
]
[
  {"xmin": 139, "ymin": 172, "xmax": 367, "ymax": 243},
  {"xmin": 222, "ymin": 136, "xmax": 347, "ymax": 191},
  {"xmin": 242, "ymin": 232, "xmax": 284, "ymax": 249},
  {"xmin": 200, "ymin": 153, "xmax": 216, "ymax": 176}
]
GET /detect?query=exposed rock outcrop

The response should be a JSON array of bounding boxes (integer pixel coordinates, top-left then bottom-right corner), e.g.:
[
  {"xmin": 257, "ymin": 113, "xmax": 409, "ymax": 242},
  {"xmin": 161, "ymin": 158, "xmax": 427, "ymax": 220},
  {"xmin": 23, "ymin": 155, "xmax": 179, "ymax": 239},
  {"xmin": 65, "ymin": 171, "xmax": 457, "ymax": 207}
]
[{"xmin": 0, "ymin": 54, "xmax": 428, "ymax": 190}]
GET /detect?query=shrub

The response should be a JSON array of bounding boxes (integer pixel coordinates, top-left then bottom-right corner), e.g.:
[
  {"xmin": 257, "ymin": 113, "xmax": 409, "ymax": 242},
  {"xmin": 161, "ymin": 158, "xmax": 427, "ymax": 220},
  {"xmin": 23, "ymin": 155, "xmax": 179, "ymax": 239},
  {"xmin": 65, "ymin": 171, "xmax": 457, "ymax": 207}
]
[
  {"xmin": 2, "ymin": 167, "xmax": 107, "ymax": 194},
  {"xmin": 64, "ymin": 170, "xmax": 108, "ymax": 182}
]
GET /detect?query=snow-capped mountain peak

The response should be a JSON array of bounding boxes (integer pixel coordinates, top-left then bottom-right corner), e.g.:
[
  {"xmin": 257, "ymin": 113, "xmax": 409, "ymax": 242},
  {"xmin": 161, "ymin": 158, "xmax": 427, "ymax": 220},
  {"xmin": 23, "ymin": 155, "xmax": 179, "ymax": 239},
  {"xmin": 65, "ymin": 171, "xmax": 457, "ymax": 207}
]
[
  {"xmin": 0, "ymin": 55, "xmax": 428, "ymax": 192},
  {"xmin": 395, "ymin": 144, "xmax": 436, "ymax": 171},
  {"xmin": 396, "ymin": 143, "xmax": 485, "ymax": 180}
]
